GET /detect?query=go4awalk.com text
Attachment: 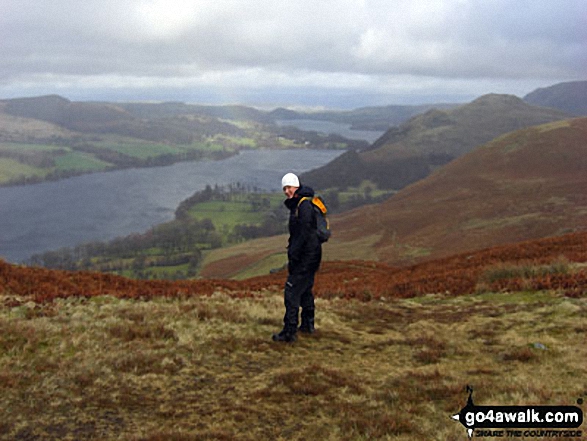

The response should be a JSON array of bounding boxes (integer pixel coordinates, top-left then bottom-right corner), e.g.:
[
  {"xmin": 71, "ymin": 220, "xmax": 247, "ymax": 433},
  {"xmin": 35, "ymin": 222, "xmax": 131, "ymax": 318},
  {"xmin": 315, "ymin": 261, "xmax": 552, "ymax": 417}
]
[
  {"xmin": 473, "ymin": 429, "xmax": 582, "ymax": 438},
  {"xmin": 451, "ymin": 387, "xmax": 583, "ymax": 439}
]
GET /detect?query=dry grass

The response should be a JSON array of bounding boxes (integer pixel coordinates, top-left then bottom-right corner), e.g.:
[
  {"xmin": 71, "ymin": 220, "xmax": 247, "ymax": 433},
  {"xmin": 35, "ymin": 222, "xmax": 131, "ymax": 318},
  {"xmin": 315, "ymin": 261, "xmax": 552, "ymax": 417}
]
[{"xmin": 0, "ymin": 289, "xmax": 586, "ymax": 440}]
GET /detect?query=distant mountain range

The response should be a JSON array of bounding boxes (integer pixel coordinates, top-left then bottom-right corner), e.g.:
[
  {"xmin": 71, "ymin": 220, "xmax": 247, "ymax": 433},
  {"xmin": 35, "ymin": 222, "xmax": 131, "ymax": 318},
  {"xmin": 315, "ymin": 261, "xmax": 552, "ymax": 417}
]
[
  {"xmin": 524, "ymin": 80, "xmax": 587, "ymax": 116},
  {"xmin": 3, "ymin": 80, "xmax": 584, "ymax": 146},
  {"xmin": 0, "ymin": 95, "xmax": 252, "ymax": 144},
  {"xmin": 268, "ymin": 103, "xmax": 459, "ymax": 131},
  {"xmin": 0, "ymin": 94, "xmax": 460, "ymax": 143},
  {"xmin": 0, "ymin": 94, "xmax": 369, "ymax": 185},
  {"xmin": 302, "ymin": 94, "xmax": 570, "ymax": 190}
]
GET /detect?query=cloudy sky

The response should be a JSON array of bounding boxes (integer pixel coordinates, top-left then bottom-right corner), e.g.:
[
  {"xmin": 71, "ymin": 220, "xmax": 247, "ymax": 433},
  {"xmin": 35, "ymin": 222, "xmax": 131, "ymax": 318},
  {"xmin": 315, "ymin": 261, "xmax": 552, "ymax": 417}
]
[{"xmin": 1, "ymin": 0, "xmax": 585, "ymax": 108}]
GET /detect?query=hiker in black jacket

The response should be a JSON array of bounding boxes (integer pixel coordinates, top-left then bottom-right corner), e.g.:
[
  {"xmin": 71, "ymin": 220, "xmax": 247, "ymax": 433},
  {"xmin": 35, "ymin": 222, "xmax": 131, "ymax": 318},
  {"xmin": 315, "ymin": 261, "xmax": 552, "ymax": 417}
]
[{"xmin": 272, "ymin": 173, "xmax": 322, "ymax": 343}]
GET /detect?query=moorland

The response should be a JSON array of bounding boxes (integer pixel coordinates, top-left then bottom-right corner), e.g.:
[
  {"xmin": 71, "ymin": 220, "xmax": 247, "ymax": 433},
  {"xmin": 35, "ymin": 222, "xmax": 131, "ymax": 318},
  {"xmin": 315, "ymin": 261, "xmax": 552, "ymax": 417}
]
[{"xmin": 1, "ymin": 232, "xmax": 586, "ymax": 440}]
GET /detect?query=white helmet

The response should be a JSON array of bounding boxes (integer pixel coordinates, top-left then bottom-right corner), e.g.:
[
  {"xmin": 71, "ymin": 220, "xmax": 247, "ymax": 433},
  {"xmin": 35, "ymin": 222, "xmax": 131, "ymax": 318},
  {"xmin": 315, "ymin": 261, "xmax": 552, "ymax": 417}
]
[{"xmin": 281, "ymin": 172, "xmax": 300, "ymax": 189}]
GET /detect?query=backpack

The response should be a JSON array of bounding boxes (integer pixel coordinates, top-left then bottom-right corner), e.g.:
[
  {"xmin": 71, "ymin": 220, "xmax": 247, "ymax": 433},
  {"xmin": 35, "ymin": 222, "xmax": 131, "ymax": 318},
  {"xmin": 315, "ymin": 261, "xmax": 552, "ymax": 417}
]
[{"xmin": 297, "ymin": 196, "xmax": 331, "ymax": 243}]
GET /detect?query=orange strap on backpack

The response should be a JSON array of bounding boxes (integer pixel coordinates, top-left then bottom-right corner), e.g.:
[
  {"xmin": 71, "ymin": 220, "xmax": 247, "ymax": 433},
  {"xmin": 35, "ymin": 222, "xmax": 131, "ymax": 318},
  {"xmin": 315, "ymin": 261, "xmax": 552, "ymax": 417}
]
[{"xmin": 297, "ymin": 196, "xmax": 327, "ymax": 215}]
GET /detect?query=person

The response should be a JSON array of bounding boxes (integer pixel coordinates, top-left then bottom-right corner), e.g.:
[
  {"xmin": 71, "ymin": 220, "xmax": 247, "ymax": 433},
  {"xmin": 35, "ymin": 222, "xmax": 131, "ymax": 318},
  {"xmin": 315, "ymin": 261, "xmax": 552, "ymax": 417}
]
[{"xmin": 272, "ymin": 172, "xmax": 322, "ymax": 343}]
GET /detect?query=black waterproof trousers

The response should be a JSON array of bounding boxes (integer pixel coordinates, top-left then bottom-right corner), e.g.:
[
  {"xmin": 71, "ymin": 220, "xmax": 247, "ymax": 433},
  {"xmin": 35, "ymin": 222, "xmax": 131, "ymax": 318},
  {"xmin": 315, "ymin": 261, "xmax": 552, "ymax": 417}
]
[{"xmin": 283, "ymin": 272, "xmax": 315, "ymax": 333}]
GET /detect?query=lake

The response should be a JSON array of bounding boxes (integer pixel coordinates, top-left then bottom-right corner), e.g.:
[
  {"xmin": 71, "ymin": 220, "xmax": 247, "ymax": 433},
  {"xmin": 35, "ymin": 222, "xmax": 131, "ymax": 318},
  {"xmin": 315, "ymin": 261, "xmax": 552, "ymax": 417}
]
[
  {"xmin": 0, "ymin": 149, "xmax": 343, "ymax": 263},
  {"xmin": 275, "ymin": 119, "xmax": 384, "ymax": 144}
]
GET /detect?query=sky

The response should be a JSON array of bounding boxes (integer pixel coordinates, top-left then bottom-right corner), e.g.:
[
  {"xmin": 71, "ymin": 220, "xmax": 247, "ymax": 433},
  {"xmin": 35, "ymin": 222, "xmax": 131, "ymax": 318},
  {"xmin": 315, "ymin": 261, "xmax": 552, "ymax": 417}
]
[{"xmin": 1, "ymin": 0, "xmax": 586, "ymax": 109}]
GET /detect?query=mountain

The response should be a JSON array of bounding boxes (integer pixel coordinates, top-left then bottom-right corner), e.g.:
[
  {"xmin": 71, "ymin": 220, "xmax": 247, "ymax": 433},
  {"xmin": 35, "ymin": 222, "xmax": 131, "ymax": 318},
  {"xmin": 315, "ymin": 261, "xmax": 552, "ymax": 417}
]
[
  {"xmin": 2, "ymin": 95, "xmax": 134, "ymax": 131},
  {"xmin": 524, "ymin": 80, "xmax": 587, "ymax": 116},
  {"xmin": 330, "ymin": 117, "xmax": 587, "ymax": 265},
  {"xmin": 0, "ymin": 95, "xmax": 261, "ymax": 185},
  {"xmin": 305, "ymin": 94, "xmax": 570, "ymax": 190},
  {"xmin": 0, "ymin": 95, "xmax": 374, "ymax": 147},
  {"xmin": 0, "ymin": 95, "xmax": 249, "ymax": 143},
  {"xmin": 0, "ymin": 110, "xmax": 77, "ymax": 143},
  {"xmin": 1, "ymin": 95, "xmax": 273, "ymax": 128},
  {"xmin": 200, "ymin": 117, "xmax": 587, "ymax": 277},
  {"xmin": 366, "ymin": 94, "xmax": 569, "ymax": 157},
  {"xmin": 268, "ymin": 103, "xmax": 458, "ymax": 130},
  {"xmin": 300, "ymin": 148, "xmax": 432, "ymax": 191},
  {"xmin": 117, "ymin": 101, "xmax": 272, "ymax": 123}
]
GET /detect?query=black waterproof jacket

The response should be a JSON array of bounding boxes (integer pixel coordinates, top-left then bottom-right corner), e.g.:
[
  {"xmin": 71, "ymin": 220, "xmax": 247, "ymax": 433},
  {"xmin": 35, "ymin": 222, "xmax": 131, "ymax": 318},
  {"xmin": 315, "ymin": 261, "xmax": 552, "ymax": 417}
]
[{"xmin": 284, "ymin": 185, "xmax": 322, "ymax": 275}]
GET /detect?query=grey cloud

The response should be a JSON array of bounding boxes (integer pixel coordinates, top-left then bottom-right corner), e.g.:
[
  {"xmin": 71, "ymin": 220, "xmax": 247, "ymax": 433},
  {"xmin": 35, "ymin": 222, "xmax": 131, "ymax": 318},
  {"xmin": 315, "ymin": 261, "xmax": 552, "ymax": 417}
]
[{"xmin": 1, "ymin": 0, "xmax": 585, "ymax": 104}]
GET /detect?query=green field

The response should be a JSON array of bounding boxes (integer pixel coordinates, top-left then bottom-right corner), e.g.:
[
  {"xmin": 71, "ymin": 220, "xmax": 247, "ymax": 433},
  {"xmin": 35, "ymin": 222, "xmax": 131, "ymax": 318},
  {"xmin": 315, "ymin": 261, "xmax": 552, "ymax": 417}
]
[
  {"xmin": 187, "ymin": 193, "xmax": 284, "ymax": 232},
  {"xmin": 336, "ymin": 180, "xmax": 395, "ymax": 204},
  {"xmin": 0, "ymin": 139, "xmax": 233, "ymax": 185},
  {"xmin": 0, "ymin": 158, "xmax": 48, "ymax": 184},
  {"xmin": 190, "ymin": 200, "xmax": 266, "ymax": 228},
  {"xmin": 92, "ymin": 141, "xmax": 187, "ymax": 159},
  {"xmin": 53, "ymin": 151, "xmax": 111, "ymax": 171},
  {"xmin": 0, "ymin": 142, "xmax": 64, "ymax": 153},
  {"xmin": 211, "ymin": 135, "xmax": 257, "ymax": 149}
]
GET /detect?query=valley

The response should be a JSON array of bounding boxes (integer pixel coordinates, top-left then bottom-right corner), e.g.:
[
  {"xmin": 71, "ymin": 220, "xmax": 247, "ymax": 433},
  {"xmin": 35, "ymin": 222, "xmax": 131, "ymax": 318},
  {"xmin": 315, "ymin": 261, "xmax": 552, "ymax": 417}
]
[
  {"xmin": 0, "ymin": 149, "xmax": 343, "ymax": 263},
  {"xmin": 192, "ymin": 116, "xmax": 587, "ymax": 279},
  {"xmin": 25, "ymin": 176, "xmax": 393, "ymax": 280},
  {"xmin": 1, "ymin": 81, "xmax": 587, "ymax": 440},
  {"xmin": 0, "ymin": 95, "xmax": 368, "ymax": 186},
  {"xmin": 12, "ymin": 85, "xmax": 587, "ymax": 283}
]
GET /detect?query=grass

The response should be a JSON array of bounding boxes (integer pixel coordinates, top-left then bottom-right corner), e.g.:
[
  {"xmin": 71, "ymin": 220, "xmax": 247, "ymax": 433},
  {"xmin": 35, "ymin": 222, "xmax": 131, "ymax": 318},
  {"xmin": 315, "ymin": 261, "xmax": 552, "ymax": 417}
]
[
  {"xmin": 0, "ymin": 138, "xmax": 231, "ymax": 185},
  {"xmin": 231, "ymin": 252, "xmax": 287, "ymax": 280},
  {"xmin": 1, "ymin": 288, "xmax": 585, "ymax": 440},
  {"xmin": 0, "ymin": 158, "xmax": 48, "ymax": 184},
  {"xmin": 536, "ymin": 119, "xmax": 572, "ymax": 133},
  {"xmin": 200, "ymin": 234, "xmax": 286, "ymax": 276},
  {"xmin": 53, "ymin": 151, "xmax": 111, "ymax": 171},
  {"xmin": 0, "ymin": 142, "xmax": 64, "ymax": 153},
  {"xmin": 187, "ymin": 193, "xmax": 284, "ymax": 236},
  {"xmin": 476, "ymin": 257, "xmax": 573, "ymax": 293},
  {"xmin": 462, "ymin": 213, "xmax": 544, "ymax": 231},
  {"xmin": 90, "ymin": 140, "xmax": 187, "ymax": 159},
  {"xmin": 211, "ymin": 135, "xmax": 257, "ymax": 148},
  {"xmin": 188, "ymin": 200, "xmax": 268, "ymax": 230}
]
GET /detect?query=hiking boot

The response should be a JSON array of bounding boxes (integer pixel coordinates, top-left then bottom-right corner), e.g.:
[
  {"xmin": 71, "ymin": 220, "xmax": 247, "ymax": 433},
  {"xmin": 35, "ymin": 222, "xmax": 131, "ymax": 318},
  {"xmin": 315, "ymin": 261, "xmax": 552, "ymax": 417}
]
[
  {"xmin": 299, "ymin": 317, "xmax": 315, "ymax": 334},
  {"xmin": 298, "ymin": 323, "xmax": 315, "ymax": 334},
  {"xmin": 272, "ymin": 329, "xmax": 297, "ymax": 343}
]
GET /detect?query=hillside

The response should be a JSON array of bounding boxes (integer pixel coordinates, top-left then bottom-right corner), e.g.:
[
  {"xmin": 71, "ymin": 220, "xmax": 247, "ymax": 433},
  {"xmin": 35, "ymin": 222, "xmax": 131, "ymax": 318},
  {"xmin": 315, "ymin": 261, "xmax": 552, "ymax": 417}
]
[
  {"xmin": 200, "ymin": 118, "xmax": 587, "ymax": 278},
  {"xmin": 1, "ymin": 232, "xmax": 587, "ymax": 440},
  {"xmin": 0, "ymin": 95, "xmax": 361, "ymax": 186},
  {"xmin": 1, "ymin": 95, "xmax": 252, "ymax": 142},
  {"xmin": 1, "ymin": 232, "xmax": 586, "ymax": 439},
  {"xmin": 366, "ymin": 94, "xmax": 569, "ymax": 157},
  {"xmin": 306, "ymin": 94, "xmax": 570, "ymax": 190},
  {"xmin": 2, "ymin": 231, "xmax": 586, "ymax": 303},
  {"xmin": 117, "ymin": 101, "xmax": 272, "ymax": 124},
  {"xmin": 334, "ymin": 117, "xmax": 587, "ymax": 265},
  {"xmin": 524, "ymin": 80, "xmax": 587, "ymax": 116},
  {"xmin": 0, "ymin": 111, "xmax": 77, "ymax": 142}
]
